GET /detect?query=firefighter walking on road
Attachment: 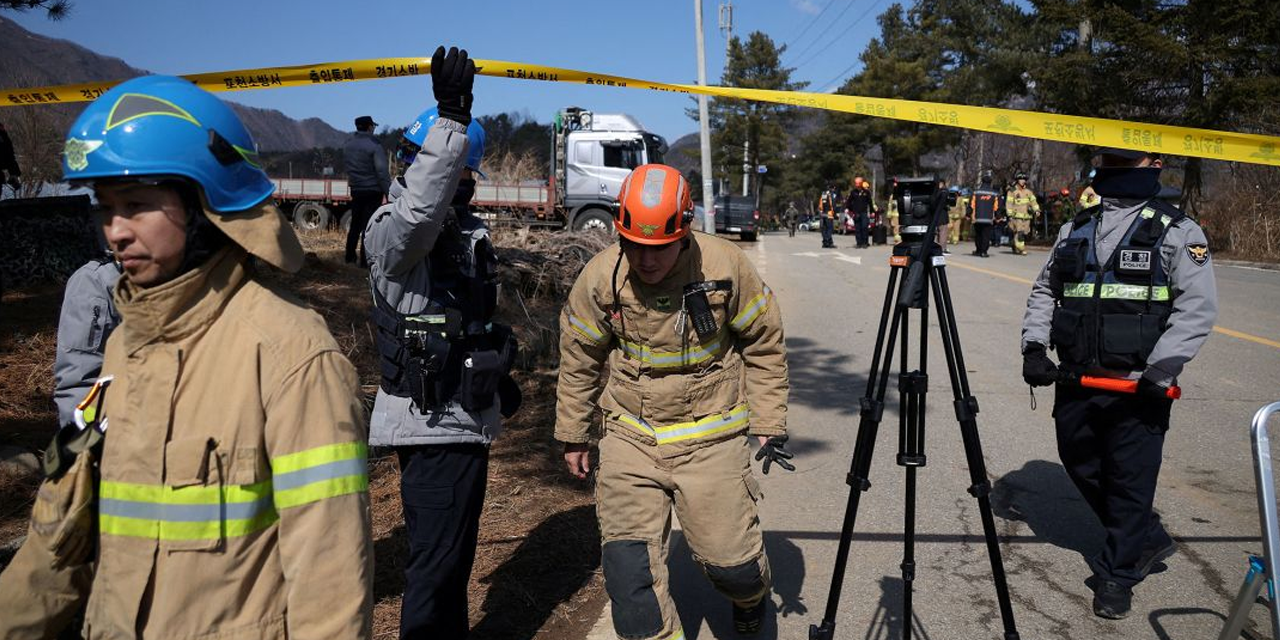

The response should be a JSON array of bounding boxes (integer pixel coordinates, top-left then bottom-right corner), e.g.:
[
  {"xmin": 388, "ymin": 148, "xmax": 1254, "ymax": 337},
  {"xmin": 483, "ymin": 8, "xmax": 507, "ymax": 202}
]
[
  {"xmin": 1007, "ymin": 171, "xmax": 1040, "ymax": 255},
  {"xmin": 557, "ymin": 163, "xmax": 794, "ymax": 638},
  {"xmin": 1021, "ymin": 148, "xmax": 1217, "ymax": 620}
]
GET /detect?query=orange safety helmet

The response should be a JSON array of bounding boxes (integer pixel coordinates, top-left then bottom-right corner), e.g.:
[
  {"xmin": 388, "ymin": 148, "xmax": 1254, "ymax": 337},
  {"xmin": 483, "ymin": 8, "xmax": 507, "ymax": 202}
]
[{"xmin": 614, "ymin": 164, "xmax": 693, "ymax": 245}]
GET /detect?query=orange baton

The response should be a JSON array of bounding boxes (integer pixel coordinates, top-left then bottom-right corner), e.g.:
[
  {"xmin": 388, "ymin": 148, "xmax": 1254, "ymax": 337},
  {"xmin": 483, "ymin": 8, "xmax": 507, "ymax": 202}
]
[{"xmin": 1079, "ymin": 375, "xmax": 1182, "ymax": 400}]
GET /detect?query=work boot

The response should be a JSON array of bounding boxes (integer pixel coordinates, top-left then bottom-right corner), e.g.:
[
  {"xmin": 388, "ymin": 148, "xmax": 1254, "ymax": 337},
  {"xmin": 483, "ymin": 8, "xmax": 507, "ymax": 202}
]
[
  {"xmin": 1092, "ymin": 579, "xmax": 1132, "ymax": 619},
  {"xmin": 733, "ymin": 600, "xmax": 765, "ymax": 635},
  {"xmin": 1138, "ymin": 540, "xmax": 1177, "ymax": 578}
]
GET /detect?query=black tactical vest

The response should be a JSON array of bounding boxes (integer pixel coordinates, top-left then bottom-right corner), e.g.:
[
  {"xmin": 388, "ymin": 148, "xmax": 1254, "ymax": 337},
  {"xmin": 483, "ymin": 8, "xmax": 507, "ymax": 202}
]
[
  {"xmin": 370, "ymin": 212, "xmax": 517, "ymax": 414},
  {"xmin": 1049, "ymin": 199, "xmax": 1183, "ymax": 372}
]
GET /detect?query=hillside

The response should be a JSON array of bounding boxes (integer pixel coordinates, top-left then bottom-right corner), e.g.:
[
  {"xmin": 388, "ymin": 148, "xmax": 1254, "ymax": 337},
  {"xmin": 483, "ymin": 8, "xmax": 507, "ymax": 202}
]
[{"xmin": 0, "ymin": 16, "xmax": 347, "ymax": 152}]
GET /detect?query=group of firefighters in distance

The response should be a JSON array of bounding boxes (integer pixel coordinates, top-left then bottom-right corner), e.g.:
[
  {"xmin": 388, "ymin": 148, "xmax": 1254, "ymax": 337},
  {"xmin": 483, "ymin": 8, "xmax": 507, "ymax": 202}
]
[
  {"xmin": 0, "ymin": 42, "xmax": 1218, "ymax": 640},
  {"xmin": 804, "ymin": 170, "xmax": 1104, "ymax": 257}
]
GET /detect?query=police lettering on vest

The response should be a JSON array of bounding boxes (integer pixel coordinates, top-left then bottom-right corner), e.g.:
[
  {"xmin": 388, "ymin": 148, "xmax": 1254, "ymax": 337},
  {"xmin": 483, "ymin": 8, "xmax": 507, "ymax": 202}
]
[{"xmin": 1049, "ymin": 200, "xmax": 1184, "ymax": 373}]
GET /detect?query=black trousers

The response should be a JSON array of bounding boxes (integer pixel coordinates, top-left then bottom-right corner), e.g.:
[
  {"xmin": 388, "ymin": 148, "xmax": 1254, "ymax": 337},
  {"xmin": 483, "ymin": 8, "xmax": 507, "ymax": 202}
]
[
  {"xmin": 973, "ymin": 222, "xmax": 992, "ymax": 255},
  {"xmin": 820, "ymin": 217, "xmax": 835, "ymax": 247},
  {"xmin": 854, "ymin": 212, "xmax": 869, "ymax": 247},
  {"xmin": 1054, "ymin": 384, "xmax": 1173, "ymax": 588},
  {"xmin": 397, "ymin": 443, "xmax": 490, "ymax": 640},
  {"xmin": 346, "ymin": 189, "xmax": 383, "ymax": 264}
]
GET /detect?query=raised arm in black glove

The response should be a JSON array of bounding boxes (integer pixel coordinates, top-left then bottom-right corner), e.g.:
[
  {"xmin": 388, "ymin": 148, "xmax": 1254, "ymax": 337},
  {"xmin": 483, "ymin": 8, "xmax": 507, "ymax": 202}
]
[
  {"xmin": 755, "ymin": 436, "xmax": 796, "ymax": 475},
  {"xmin": 431, "ymin": 45, "xmax": 475, "ymax": 126},
  {"xmin": 1022, "ymin": 342, "xmax": 1059, "ymax": 387}
]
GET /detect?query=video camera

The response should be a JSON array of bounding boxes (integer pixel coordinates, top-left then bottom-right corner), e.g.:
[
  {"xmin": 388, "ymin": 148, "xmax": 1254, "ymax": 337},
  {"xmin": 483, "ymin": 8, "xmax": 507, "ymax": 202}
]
[{"xmin": 893, "ymin": 175, "xmax": 956, "ymax": 243}]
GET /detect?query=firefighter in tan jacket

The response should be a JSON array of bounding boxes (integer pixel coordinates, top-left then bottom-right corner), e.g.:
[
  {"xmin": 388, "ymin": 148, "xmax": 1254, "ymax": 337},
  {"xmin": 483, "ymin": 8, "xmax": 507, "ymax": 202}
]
[
  {"xmin": 0, "ymin": 76, "xmax": 372, "ymax": 639},
  {"xmin": 557, "ymin": 164, "xmax": 793, "ymax": 638}
]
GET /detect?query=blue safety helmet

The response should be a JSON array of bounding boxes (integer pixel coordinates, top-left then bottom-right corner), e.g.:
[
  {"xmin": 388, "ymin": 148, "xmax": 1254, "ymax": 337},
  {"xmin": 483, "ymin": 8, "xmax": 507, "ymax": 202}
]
[
  {"xmin": 399, "ymin": 107, "xmax": 485, "ymax": 175},
  {"xmin": 62, "ymin": 75, "xmax": 274, "ymax": 213}
]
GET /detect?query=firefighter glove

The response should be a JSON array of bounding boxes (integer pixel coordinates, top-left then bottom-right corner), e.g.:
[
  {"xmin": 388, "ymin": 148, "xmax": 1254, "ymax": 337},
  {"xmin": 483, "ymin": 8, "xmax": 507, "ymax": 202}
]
[
  {"xmin": 1022, "ymin": 343, "xmax": 1059, "ymax": 387},
  {"xmin": 431, "ymin": 46, "xmax": 475, "ymax": 126},
  {"xmin": 755, "ymin": 436, "xmax": 795, "ymax": 475}
]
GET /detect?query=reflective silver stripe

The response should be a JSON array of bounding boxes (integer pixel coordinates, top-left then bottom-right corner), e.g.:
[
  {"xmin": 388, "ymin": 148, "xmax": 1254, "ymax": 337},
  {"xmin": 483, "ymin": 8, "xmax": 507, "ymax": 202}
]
[
  {"xmin": 731, "ymin": 287, "xmax": 772, "ymax": 331},
  {"xmin": 99, "ymin": 496, "xmax": 276, "ymax": 522},
  {"xmin": 273, "ymin": 458, "xmax": 367, "ymax": 491},
  {"xmin": 641, "ymin": 168, "xmax": 667, "ymax": 208},
  {"xmin": 569, "ymin": 315, "xmax": 605, "ymax": 342},
  {"xmin": 619, "ymin": 333, "xmax": 724, "ymax": 367}
]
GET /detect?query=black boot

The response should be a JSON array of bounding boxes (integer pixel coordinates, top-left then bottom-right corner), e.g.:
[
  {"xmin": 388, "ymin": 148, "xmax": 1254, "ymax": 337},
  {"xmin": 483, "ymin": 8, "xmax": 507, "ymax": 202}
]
[{"xmin": 1092, "ymin": 579, "xmax": 1132, "ymax": 619}]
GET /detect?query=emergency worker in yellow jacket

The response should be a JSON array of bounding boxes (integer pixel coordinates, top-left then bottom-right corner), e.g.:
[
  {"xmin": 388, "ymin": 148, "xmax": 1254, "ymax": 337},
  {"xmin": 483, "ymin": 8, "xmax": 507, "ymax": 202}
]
[
  {"xmin": 0, "ymin": 76, "xmax": 372, "ymax": 639},
  {"xmin": 1007, "ymin": 172, "xmax": 1040, "ymax": 255},
  {"xmin": 557, "ymin": 164, "xmax": 793, "ymax": 638}
]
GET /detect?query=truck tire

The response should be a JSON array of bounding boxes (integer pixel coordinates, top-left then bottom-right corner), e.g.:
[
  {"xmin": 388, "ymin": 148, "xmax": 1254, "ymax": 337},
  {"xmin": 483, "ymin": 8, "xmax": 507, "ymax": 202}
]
[
  {"xmin": 340, "ymin": 210, "xmax": 353, "ymax": 234},
  {"xmin": 293, "ymin": 202, "xmax": 330, "ymax": 233},
  {"xmin": 740, "ymin": 231, "xmax": 758, "ymax": 242},
  {"xmin": 572, "ymin": 208, "xmax": 614, "ymax": 235}
]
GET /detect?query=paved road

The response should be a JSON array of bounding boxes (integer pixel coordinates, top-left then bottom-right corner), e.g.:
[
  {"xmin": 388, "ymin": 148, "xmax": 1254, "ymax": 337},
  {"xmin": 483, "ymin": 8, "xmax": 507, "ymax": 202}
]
[{"xmin": 587, "ymin": 230, "xmax": 1280, "ymax": 640}]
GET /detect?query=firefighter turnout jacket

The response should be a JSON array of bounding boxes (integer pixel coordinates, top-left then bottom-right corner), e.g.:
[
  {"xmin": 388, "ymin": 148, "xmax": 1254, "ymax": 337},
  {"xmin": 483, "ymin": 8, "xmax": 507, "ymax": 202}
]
[
  {"xmin": 1, "ymin": 246, "xmax": 374, "ymax": 639},
  {"xmin": 1008, "ymin": 186, "xmax": 1040, "ymax": 220},
  {"xmin": 555, "ymin": 233, "xmax": 787, "ymax": 447},
  {"xmin": 1022, "ymin": 198, "xmax": 1218, "ymax": 387}
]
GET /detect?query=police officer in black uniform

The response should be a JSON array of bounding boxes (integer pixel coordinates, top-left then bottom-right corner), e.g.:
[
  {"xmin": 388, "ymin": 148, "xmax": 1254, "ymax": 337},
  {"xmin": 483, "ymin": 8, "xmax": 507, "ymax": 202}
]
[{"xmin": 1021, "ymin": 148, "xmax": 1218, "ymax": 619}]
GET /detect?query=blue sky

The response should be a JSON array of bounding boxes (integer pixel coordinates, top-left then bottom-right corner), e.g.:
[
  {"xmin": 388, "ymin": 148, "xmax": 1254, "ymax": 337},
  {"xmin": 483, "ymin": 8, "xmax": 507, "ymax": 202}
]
[{"xmin": 11, "ymin": 0, "xmax": 886, "ymax": 143}]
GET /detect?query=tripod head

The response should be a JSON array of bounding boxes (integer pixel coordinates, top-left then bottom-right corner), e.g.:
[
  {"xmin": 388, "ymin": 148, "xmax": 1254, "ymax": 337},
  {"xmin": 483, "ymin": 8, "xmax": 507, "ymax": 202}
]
[{"xmin": 891, "ymin": 175, "xmax": 954, "ymax": 309}]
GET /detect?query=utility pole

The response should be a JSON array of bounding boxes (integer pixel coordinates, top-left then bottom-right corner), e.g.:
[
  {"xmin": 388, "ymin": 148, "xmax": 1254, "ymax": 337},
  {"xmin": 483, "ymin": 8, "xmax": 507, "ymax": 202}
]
[
  {"xmin": 742, "ymin": 140, "xmax": 751, "ymax": 197},
  {"xmin": 695, "ymin": 0, "xmax": 716, "ymax": 234}
]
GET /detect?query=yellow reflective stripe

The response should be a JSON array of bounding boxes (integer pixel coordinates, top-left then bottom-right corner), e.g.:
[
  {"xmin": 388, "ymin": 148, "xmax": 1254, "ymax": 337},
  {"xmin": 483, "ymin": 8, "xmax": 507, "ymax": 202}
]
[
  {"xmin": 731, "ymin": 287, "xmax": 773, "ymax": 332},
  {"xmin": 1100, "ymin": 284, "xmax": 1171, "ymax": 301},
  {"xmin": 98, "ymin": 479, "xmax": 278, "ymax": 541},
  {"xmin": 270, "ymin": 441, "xmax": 367, "ymax": 475},
  {"xmin": 1061, "ymin": 282, "xmax": 1171, "ymax": 301},
  {"xmin": 270, "ymin": 441, "xmax": 368, "ymax": 510},
  {"xmin": 274, "ymin": 474, "xmax": 368, "ymax": 510},
  {"xmin": 568, "ymin": 314, "xmax": 606, "ymax": 343},
  {"xmin": 616, "ymin": 405, "xmax": 750, "ymax": 445},
  {"xmin": 1062, "ymin": 283, "xmax": 1094, "ymax": 297},
  {"xmin": 618, "ymin": 331, "xmax": 726, "ymax": 368},
  {"xmin": 100, "ymin": 509, "xmax": 278, "ymax": 541}
]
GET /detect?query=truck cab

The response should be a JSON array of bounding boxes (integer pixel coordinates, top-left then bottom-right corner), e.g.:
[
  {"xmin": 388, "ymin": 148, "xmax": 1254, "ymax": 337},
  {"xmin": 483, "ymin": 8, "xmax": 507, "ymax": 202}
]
[{"xmin": 554, "ymin": 108, "xmax": 668, "ymax": 232}]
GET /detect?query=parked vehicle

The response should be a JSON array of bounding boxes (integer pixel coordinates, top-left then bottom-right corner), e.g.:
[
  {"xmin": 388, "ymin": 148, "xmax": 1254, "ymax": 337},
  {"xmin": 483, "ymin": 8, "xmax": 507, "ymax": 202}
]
[
  {"xmin": 272, "ymin": 106, "xmax": 669, "ymax": 235},
  {"xmin": 711, "ymin": 192, "xmax": 760, "ymax": 241}
]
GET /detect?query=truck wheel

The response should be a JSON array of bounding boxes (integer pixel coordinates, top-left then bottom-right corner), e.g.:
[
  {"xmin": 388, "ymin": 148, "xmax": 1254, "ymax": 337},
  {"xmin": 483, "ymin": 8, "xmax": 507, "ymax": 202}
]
[
  {"xmin": 740, "ymin": 231, "xmax": 758, "ymax": 242},
  {"xmin": 293, "ymin": 202, "xmax": 330, "ymax": 233},
  {"xmin": 572, "ymin": 209, "xmax": 614, "ymax": 235},
  {"xmin": 340, "ymin": 210, "xmax": 353, "ymax": 234}
]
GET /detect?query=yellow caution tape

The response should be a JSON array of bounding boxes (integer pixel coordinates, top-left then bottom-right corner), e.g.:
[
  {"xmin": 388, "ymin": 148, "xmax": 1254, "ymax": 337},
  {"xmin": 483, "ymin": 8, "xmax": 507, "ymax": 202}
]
[{"xmin": 4, "ymin": 56, "xmax": 1280, "ymax": 167}]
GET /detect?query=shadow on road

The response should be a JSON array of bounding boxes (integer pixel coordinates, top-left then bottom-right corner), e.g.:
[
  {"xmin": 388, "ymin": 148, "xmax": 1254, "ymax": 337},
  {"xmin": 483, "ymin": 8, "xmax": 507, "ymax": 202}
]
[
  {"xmin": 861, "ymin": 576, "xmax": 934, "ymax": 640},
  {"xmin": 991, "ymin": 458, "xmax": 1104, "ymax": 559},
  {"xmin": 1148, "ymin": 607, "xmax": 1231, "ymax": 640},
  {"xmin": 785, "ymin": 335, "xmax": 867, "ymax": 419},
  {"xmin": 668, "ymin": 531, "xmax": 808, "ymax": 640}
]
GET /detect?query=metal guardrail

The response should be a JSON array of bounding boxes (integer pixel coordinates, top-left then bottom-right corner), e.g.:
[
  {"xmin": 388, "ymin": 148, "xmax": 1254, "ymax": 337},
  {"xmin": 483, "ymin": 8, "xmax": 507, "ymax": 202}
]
[{"xmin": 1219, "ymin": 401, "xmax": 1280, "ymax": 640}]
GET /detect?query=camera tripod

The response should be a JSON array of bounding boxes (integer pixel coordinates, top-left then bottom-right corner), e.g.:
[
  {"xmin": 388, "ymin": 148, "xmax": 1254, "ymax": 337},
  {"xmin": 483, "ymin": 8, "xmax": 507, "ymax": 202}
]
[{"xmin": 810, "ymin": 214, "xmax": 1021, "ymax": 640}]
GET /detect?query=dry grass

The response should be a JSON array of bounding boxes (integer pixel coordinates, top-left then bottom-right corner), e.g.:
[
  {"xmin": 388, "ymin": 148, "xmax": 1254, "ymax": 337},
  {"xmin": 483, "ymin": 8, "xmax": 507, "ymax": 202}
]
[
  {"xmin": 1199, "ymin": 163, "xmax": 1280, "ymax": 263},
  {"xmin": 0, "ymin": 227, "xmax": 612, "ymax": 638}
]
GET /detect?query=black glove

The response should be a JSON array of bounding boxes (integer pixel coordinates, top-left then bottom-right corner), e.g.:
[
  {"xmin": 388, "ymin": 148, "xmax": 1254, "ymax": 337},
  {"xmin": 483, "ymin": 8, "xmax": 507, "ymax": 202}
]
[
  {"xmin": 754, "ymin": 436, "xmax": 796, "ymax": 475},
  {"xmin": 431, "ymin": 46, "xmax": 475, "ymax": 126},
  {"xmin": 1137, "ymin": 376, "xmax": 1172, "ymax": 400},
  {"xmin": 1022, "ymin": 343, "xmax": 1059, "ymax": 387}
]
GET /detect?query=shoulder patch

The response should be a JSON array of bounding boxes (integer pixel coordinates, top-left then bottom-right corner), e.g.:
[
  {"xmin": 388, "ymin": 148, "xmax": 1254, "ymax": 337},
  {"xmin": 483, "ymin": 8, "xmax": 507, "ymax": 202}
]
[{"xmin": 1186, "ymin": 242, "xmax": 1210, "ymax": 266}]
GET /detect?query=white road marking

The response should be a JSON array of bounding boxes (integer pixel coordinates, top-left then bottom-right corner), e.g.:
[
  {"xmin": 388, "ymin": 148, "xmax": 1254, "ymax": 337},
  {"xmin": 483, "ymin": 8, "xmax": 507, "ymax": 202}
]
[{"xmin": 835, "ymin": 255, "xmax": 863, "ymax": 265}]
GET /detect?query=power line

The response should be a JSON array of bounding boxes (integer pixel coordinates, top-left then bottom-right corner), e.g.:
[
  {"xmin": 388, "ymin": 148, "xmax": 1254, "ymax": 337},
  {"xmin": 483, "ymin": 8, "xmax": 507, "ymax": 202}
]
[
  {"xmin": 798, "ymin": 0, "xmax": 888, "ymax": 87},
  {"xmin": 782, "ymin": 0, "xmax": 838, "ymax": 51},
  {"xmin": 784, "ymin": 0, "xmax": 862, "ymax": 64}
]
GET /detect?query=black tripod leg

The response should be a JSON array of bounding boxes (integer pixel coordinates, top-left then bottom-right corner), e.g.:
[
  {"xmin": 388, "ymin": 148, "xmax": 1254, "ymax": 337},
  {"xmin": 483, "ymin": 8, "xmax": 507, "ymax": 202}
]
[
  {"xmin": 810, "ymin": 268, "xmax": 906, "ymax": 640},
  {"xmin": 930, "ymin": 267, "xmax": 1022, "ymax": 640}
]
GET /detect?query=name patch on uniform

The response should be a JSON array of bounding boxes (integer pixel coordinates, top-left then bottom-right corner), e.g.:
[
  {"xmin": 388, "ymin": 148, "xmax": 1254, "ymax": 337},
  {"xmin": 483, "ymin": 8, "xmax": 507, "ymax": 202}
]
[
  {"xmin": 1187, "ymin": 242, "xmax": 1210, "ymax": 266},
  {"xmin": 1119, "ymin": 249, "xmax": 1152, "ymax": 272}
]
